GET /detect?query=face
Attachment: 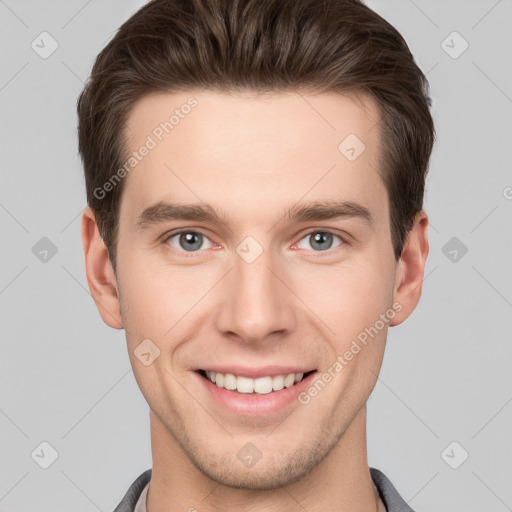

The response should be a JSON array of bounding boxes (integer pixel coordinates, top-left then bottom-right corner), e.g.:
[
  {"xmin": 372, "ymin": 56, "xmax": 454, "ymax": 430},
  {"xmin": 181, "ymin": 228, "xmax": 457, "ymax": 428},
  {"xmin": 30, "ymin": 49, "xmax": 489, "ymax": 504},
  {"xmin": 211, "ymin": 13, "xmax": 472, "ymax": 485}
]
[{"xmin": 90, "ymin": 90, "xmax": 421, "ymax": 489}]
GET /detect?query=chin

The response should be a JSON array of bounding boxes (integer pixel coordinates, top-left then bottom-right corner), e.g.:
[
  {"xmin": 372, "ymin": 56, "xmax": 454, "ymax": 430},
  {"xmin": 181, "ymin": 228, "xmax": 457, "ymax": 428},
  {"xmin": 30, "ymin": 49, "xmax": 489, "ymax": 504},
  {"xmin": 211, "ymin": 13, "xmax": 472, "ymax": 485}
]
[
  {"xmin": 199, "ymin": 455, "xmax": 317, "ymax": 490},
  {"xmin": 184, "ymin": 434, "xmax": 334, "ymax": 491}
]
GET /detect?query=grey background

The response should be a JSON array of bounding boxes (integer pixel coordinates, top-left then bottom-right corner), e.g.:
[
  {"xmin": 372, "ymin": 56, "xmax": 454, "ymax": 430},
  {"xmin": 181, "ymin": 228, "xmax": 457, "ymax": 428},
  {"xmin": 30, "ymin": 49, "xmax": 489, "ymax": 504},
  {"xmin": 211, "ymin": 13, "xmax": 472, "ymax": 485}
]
[{"xmin": 1, "ymin": 0, "xmax": 511, "ymax": 510}]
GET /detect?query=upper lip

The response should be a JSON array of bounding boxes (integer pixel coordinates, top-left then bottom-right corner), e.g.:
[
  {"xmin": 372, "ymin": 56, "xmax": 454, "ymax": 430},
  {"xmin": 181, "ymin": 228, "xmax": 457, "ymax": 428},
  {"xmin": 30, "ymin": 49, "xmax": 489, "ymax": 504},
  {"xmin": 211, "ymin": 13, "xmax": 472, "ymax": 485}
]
[{"xmin": 197, "ymin": 366, "xmax": 316, "ymax": 378}]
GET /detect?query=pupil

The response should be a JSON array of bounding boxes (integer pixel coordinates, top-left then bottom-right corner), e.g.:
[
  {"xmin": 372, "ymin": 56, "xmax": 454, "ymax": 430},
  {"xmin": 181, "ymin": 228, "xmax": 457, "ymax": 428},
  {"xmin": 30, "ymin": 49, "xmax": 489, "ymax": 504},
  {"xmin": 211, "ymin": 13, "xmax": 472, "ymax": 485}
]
[
  {"xmin": 180, "ymin": 232, "xmax": 202, "ymax": 251},
  {"xmin": 311, "ymin": 232, "xmax": 332, "ymax": 251}
]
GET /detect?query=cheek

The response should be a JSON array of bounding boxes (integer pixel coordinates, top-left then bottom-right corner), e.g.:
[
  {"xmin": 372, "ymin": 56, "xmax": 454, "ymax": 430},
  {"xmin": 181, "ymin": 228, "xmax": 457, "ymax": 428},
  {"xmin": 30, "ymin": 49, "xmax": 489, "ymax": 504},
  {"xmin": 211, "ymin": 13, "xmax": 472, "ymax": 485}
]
[
  {"xmin": 295, "ymin": 257, "xmax": 395, "ymax": 337},
  {"xmin": 117, "ymin": 228, "xmax": 396, "ymax": 346},
  {"xmin": 118, "ymin": 244, "xmax": 171, "ymax": 319},
  {"xmin": 117, "ymin": 253, "xmax": 218, "ymax": 347}
]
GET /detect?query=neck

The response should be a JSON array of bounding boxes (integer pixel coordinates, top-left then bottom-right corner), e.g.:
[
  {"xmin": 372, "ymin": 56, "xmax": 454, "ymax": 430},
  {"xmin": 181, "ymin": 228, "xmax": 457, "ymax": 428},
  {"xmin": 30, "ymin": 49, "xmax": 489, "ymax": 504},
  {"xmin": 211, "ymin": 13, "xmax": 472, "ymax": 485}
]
[{"xmin": 147, "ymin": 405, "xmax": 380, "ymax": 512}]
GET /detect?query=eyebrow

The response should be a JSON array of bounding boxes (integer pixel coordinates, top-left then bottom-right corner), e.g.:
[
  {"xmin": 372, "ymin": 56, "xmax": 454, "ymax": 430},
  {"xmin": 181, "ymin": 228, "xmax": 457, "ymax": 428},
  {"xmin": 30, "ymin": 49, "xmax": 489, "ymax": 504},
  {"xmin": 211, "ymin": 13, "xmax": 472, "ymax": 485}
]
[{"xmin": 135, "ymin": 199, "xmax": 373, "ymax": 230}]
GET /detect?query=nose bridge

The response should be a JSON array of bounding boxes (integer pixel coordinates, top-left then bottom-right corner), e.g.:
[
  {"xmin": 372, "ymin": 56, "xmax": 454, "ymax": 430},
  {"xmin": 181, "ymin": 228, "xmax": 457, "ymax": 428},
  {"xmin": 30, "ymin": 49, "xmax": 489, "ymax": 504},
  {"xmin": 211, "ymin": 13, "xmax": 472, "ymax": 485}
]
[{"xmin": 215, "ymin": 243, "xmax": 296, "ymax": 343}]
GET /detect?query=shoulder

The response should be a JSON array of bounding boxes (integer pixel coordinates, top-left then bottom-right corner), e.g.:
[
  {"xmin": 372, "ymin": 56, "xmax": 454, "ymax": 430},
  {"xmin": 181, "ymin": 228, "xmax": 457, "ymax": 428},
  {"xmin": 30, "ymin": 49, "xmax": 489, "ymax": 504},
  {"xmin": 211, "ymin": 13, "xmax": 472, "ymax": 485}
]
[
  {"xmin": 113, "ymin": 469, "xmax": 152, "ymax": 512},
  {"xmin": 370, "ymin": 467, "xmax": 415, "ymax": 512},
  {"xmin": 113, "ymin": 467, "xmax": 413, "ymax": 512}
]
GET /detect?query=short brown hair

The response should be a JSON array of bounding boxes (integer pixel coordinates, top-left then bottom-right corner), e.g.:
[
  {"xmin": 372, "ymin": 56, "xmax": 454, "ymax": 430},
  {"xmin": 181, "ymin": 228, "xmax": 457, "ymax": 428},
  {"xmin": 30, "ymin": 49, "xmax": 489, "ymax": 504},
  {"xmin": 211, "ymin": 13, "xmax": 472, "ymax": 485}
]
[{"xmin": 77, "ymin": 0, "xmax": 435, "ymax": 270}]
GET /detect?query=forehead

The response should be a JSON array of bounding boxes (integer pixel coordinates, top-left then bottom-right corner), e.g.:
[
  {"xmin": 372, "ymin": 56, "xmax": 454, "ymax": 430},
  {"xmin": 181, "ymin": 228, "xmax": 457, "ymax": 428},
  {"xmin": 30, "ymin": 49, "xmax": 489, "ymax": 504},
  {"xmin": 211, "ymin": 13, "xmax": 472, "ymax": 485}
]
[{"xmin": 120, "ymin": 89, "xmax": 386, "ymax": 226}]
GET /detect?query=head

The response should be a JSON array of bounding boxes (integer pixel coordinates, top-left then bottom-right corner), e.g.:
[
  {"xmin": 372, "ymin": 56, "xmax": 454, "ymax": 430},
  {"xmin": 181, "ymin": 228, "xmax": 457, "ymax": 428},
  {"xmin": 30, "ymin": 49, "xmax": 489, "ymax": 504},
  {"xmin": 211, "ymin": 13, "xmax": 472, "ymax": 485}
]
[{"xmin": 79, "ymin": 0, "xmax": 434, "ymax": 491}]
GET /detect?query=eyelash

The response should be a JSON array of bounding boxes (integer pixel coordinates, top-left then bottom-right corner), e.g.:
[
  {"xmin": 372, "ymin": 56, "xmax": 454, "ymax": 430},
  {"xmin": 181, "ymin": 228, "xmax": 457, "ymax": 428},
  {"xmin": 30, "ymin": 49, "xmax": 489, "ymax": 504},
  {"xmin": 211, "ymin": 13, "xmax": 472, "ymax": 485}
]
[{"xmin": 162, "ymin": 229, "xmax": 347, "ymax": 257}]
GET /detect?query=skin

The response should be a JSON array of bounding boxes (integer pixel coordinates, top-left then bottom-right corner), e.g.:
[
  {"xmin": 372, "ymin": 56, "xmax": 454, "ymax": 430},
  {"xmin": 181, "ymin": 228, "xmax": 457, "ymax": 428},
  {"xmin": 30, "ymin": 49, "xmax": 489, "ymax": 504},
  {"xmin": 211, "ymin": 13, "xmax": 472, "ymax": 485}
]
[{"xmin": 82, "ymin": 90, "xmax": 429, "ymax": 511}]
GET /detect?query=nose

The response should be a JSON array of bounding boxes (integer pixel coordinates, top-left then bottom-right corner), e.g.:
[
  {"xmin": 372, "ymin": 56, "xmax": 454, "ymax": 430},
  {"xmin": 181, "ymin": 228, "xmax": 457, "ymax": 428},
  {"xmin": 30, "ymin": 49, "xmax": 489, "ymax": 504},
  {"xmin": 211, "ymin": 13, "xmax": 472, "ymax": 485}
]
[{"xmin": 214, "ymin": 247, "xmax": 297, "ymax": 345}]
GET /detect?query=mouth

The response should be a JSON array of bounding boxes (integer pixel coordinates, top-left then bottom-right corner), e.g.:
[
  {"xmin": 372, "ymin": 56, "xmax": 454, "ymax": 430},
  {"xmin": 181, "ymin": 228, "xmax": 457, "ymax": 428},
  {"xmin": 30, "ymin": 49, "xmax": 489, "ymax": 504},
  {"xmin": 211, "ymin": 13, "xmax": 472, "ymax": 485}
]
[{"xmin": 196, "ymin": 369, "xmax": 317, "ymax": 395}]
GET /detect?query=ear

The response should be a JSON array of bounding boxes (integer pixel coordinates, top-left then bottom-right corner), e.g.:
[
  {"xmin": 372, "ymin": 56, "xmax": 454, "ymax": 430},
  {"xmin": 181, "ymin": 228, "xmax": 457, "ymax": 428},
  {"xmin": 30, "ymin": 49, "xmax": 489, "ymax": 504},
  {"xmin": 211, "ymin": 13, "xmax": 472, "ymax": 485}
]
[
  {"xmin": 81, "ymin": 206, "xmax": 124, "ymax": 329},
  {"xmin": 390, "ymin": 210, "xmax": 429, "ymax": 326}
]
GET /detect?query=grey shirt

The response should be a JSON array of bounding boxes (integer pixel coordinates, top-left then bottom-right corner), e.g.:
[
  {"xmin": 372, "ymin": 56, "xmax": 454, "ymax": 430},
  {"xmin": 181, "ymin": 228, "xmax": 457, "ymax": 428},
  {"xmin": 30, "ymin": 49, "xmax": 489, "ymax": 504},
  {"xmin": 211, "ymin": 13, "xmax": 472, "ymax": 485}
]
[{"xmin": 113, "ymin": 467, "xmax": 414, "ymax": 512}]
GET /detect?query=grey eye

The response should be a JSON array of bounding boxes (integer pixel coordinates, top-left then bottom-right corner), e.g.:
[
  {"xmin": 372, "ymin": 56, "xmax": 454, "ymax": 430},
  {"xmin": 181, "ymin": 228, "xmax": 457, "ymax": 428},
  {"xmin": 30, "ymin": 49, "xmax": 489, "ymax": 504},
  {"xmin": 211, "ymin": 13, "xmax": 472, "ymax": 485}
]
[
  {"xmin": 168, "ymin": 232, "xmax": 212, "ymax": 252},
  {"xmin": 297, "ymin": 231, "xmax": 343, "ymax": 251}
]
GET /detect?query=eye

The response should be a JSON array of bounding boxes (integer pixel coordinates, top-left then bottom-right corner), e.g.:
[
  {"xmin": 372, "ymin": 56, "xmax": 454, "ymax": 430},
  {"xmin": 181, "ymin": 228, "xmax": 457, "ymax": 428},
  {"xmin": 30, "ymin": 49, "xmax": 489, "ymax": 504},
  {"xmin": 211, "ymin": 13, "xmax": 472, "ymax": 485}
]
[
  {"xmin": 296, "ymin": 231, "xmax": 343, "ymax": 252},
  {"xmin": 166, "ymin": 231, "xmax": 213, "ymax": 252}
]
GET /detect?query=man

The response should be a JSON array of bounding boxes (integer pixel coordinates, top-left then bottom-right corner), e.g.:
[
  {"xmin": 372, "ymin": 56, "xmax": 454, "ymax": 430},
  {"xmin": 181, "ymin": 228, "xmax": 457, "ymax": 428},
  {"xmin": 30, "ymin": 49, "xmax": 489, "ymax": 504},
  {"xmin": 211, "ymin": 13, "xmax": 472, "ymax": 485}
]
[{"xmin": 78, "ymin": 0, "xmax": 434, "ymax": 510}]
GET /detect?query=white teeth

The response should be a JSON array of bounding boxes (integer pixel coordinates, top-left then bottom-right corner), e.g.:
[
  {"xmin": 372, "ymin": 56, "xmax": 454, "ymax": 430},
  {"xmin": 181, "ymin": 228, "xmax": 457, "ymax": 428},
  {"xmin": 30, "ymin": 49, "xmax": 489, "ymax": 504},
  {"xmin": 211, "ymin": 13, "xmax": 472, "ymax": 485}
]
[
  {"xmin": 284, "ymin": 373, "xmax": 295, "ymax": 388},
  {"xmin": 272, "ymin": 374, "xmax": 284, "ymax": 391},
  {"xmin": 204, "ymin": 370, "xmax": 308, "ymax": 394},
  {"xmin": 223, "ymin": 373, "xmax": 237, "ymax": 390},
  {"xmin": 236, "ymin": 376, "xmax": 254, "ymax": 394},
  {"xmin": 253, "ymin": 376, "xmax": 273, "ymax": 394}
]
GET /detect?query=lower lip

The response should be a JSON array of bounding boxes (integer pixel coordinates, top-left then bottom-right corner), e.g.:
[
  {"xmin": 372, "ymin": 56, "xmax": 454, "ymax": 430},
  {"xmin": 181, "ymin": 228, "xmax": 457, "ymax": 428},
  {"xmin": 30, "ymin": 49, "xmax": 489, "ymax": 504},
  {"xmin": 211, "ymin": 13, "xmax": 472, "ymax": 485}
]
[{"xmin": 195, "ymin": 371, "xmax": 318, "ymax": 415}]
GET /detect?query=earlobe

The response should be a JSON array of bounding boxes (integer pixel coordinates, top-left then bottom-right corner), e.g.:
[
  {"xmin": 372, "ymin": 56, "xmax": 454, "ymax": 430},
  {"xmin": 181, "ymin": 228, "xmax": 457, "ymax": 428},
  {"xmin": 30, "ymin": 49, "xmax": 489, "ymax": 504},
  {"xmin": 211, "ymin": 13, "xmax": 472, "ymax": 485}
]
[
  {"xmin": 81, "ymin": 206, "xmax": 124, "ymax": 329},
  {"xmin": 390, "ymin": 210, "xmax": 429, "ymax": 326}
]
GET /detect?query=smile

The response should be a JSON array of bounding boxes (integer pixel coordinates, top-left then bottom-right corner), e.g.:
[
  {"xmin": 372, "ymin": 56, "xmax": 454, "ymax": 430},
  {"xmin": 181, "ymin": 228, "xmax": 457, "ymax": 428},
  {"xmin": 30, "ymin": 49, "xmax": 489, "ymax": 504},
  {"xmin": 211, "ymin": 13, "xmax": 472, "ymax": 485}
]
[{"xmin": 199, "ymin": 369, "xmax": 316, "ymax": 394}]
